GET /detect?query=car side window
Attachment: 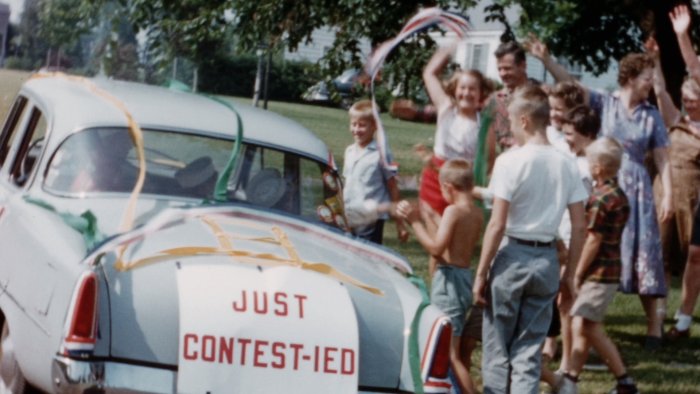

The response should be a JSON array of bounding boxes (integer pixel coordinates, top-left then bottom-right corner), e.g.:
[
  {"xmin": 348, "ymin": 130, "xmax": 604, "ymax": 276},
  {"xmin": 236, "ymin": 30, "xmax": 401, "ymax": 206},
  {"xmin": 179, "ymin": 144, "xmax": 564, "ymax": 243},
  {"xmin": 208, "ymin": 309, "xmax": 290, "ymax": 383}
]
[
  {"xmin": 0, "ymin": 96, "xmax": 28, "ymax": 168},
  {"xmin": 11, "ymin": 107, "xmax": 47, "ymax": 187}
]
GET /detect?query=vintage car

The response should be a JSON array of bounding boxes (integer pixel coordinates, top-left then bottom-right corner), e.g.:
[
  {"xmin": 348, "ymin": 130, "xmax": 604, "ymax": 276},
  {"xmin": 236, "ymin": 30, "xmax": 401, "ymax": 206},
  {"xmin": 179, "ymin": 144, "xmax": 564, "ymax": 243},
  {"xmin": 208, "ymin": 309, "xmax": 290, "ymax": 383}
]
[{"xmin": 0, "ymin": 74, "xmax": 453, "ymax": 393}]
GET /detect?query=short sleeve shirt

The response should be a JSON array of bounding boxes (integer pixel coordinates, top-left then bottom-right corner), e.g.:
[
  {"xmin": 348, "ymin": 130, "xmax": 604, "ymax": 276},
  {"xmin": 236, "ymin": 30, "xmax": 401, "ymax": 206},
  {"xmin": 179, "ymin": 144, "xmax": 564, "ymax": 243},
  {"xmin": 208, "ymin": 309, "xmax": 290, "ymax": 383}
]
[
  {"xmin": 489, "ymin": 143, "xmax": 588, "ymax": 241},
  {"xmin": 342, "ymin": 141, "xmax": 396, "ymax": 234},
  {"xmin": 584, "ymin": 178, "xmax": 630, "ymax": 283}
]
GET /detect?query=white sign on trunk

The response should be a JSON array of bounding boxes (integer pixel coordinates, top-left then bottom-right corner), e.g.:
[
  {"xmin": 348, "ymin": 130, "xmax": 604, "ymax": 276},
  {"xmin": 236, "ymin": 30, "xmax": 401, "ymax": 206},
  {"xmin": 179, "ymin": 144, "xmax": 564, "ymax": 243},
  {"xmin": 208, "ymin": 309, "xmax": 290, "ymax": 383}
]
[{"xmin": 177, "ymin": 264, "xmax": 359, "ymax": 393}]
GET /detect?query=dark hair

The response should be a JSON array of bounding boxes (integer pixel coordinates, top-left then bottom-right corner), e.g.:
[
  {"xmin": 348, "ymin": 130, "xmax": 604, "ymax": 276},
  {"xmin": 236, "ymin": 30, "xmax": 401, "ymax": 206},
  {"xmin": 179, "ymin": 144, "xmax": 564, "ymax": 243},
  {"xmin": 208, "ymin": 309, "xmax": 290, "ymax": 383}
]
[
  {"xmin": 617, "ymin": 53, "xmax": 654, "ymax": 86},
  {"xmin": 494, "ymin": 41, "xmax": 526, "ymax": 64},
  {"xmin": 562, "ymin": 105, "xmax": 600, "ymax": 139},
  {"xmin": 549, "ymin": 81, "xmax": 585, "ymax": 109},
  {"xmin": 445, "ymin": 69, "xmax": 495, "ymax": 102}
]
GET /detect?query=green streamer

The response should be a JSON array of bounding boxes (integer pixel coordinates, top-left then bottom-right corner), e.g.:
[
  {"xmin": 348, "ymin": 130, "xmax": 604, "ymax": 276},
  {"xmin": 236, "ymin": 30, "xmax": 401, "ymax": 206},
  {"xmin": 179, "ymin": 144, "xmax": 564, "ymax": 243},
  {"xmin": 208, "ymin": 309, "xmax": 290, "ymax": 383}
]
[
  {"xmin": 24, "ymin": 196, "xmax": 105, "ymax": 250},
  {"xmin": 408, "ymin": 274, "xmax": 430, "ymax": 394}
]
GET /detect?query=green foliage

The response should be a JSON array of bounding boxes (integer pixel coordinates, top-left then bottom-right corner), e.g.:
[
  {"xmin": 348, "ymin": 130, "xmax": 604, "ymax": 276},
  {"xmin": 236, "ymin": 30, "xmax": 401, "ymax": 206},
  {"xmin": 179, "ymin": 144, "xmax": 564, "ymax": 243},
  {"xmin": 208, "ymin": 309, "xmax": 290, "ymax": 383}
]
[
  {"xmin": 3, "ymin": 56, "xmax": 38, "ymax": 71},
  {"xmin": 229, "ymin": 0, "xmax": 477, "ymax": 99},
  {"xmin": 198, "ymin": 54, "xmax": 321, "ymax": 102}
]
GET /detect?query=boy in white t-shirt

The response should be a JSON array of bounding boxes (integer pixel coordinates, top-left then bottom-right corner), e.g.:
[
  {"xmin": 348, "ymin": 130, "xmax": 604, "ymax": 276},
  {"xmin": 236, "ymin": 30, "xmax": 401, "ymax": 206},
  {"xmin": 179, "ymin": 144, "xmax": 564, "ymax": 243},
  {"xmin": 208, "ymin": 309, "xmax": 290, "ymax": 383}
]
[{"xmin": 473, "ymin": 86, "xmax": 588, "ymax": 394}]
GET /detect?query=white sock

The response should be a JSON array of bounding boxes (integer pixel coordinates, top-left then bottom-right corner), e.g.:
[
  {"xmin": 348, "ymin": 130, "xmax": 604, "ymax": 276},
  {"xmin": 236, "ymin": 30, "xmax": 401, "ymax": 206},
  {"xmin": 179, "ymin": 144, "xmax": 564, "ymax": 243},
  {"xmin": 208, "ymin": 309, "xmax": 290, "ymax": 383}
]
[
  {"xmin": 675, "ymin": 309, "xmax": 681, "ymax": 320},
  {"xmin": 675, "ymin": 313, "xmax": 692, "ymax": 331}
]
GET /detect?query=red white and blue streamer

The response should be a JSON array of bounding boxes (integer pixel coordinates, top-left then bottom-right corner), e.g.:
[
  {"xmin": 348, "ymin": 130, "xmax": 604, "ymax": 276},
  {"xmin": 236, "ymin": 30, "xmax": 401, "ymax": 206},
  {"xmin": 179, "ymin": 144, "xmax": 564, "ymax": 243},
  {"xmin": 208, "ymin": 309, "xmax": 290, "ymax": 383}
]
[{"xmin": 365, "ymin": 7, "xmax": 471, "ymax": 170}]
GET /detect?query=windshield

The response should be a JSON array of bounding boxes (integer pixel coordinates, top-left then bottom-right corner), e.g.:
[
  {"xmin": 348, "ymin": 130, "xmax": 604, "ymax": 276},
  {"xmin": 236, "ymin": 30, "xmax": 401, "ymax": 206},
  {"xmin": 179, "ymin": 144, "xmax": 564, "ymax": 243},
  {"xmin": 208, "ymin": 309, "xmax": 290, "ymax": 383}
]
[{"xmin": 44, "ymin": 128, "xmax": 346, "ymax": 227}]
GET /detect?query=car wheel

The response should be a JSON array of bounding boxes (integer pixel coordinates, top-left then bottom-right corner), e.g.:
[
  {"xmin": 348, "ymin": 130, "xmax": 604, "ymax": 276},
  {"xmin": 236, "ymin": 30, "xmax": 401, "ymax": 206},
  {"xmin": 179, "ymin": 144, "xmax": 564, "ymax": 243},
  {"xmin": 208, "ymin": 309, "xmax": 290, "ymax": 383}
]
[{"xmin": 0, "ymin": 322, "xmax": 27, "ymax": 394}]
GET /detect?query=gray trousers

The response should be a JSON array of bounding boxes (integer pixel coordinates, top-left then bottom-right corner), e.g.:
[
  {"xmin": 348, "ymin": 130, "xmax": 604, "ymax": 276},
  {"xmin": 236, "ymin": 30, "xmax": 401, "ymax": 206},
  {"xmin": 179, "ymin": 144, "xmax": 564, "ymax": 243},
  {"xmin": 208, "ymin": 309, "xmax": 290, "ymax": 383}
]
[{"xmin": 481, "ymin": 239, "xmax": 559, "ymax": 394}]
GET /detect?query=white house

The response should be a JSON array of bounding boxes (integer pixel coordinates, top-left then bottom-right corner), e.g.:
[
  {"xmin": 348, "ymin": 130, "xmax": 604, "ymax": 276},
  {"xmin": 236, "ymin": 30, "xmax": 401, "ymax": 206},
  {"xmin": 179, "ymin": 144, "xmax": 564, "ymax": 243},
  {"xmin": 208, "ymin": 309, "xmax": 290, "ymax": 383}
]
[{"xmin": 285, "ymin": 3, "xmax": 619, "ymax": 92}]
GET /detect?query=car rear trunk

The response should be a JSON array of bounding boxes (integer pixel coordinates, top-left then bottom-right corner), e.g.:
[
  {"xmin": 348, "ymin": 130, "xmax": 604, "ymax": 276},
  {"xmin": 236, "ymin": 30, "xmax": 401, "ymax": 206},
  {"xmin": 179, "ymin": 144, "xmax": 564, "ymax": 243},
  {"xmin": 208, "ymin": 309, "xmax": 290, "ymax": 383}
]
[{"xmin": 101, "ymin": 208, "xmax": 409, "ymax": 392}]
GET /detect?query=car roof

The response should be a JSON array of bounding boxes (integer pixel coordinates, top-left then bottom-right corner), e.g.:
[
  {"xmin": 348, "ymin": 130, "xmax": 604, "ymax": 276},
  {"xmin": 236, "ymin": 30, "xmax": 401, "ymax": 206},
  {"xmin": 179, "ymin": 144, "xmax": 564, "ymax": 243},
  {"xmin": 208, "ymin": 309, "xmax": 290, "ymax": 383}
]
[{"xmin": 21, "ymin": 75, "xmax": 331, "ymax": 163}]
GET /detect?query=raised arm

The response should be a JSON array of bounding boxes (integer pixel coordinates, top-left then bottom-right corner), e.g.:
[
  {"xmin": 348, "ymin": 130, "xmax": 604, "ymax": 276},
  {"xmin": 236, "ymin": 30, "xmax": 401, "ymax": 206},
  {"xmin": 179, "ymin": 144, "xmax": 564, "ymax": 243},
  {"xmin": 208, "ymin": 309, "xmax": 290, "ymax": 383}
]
[
  {"xmin": 647, "ymin": 37, "xmax": 681, "ymax": 126},
  {"xmin": 671, "ymin": 5, "xmax": 700, "ymax": 85},
  {"xmin": 654, "ymin": 147, "xmax": 674, "ymax": 223},
  {"xmin": 524, "ymin": 34, "xmax": 575, "ymax": 83},
  {"xmin": 423, "ymin": 43, "xmax": 456, "ymax": 113}
]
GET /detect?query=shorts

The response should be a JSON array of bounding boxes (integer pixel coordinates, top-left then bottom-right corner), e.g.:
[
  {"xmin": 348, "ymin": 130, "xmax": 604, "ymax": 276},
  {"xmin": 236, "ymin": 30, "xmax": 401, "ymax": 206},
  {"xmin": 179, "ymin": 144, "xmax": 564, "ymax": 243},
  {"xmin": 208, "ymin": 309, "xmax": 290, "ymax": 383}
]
[
  {"xmin": 570, "ymin": 281, "xmax": 618, "ymax": 322},
  {"xmin": 431, "ymin": 265, "xmax": 474, "ymax": 336},
  {"xmin": 419, "ymin": 156, "xmax": 448, "ymax": 215}
]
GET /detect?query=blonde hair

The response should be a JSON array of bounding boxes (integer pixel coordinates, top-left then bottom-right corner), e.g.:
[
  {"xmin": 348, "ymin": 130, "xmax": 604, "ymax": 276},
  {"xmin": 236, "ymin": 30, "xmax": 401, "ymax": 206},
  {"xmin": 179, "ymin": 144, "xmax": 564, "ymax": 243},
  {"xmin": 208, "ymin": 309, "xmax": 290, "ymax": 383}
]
[
  {"xmin": 444, "ymin": 69, "xmax": 495, "ymax": 103},
  {"xmin": 439, "ymin": 158, "xmax": 473, "ymax": 191},
  {"xmin": 508, "ymin": 85, "xmax": 550, "ymax": 130},
  {"xmin": 585, "ymin": 137, "xmax": 623, "ymax": 175},
  {"xmin": 348, "ymin": 99, "xmax": 375, "ymax": 121}
]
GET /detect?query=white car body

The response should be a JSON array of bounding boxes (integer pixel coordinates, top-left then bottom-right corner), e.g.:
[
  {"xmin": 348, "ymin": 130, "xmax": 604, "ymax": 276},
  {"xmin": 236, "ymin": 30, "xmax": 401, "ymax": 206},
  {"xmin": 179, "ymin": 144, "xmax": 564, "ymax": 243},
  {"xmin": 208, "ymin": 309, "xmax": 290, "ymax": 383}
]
[{"xmin": 0, "ymin": 75, "xmax": 452, "ymax": 393}]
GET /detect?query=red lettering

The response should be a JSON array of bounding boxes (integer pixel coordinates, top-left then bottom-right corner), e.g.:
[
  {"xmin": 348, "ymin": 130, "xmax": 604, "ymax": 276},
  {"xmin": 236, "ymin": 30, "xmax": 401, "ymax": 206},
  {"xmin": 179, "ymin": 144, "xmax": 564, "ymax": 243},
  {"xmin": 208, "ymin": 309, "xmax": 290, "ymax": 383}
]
[
  {"xmin": 341, "ymin": 348, "xmax": 355, "ymax": 375},
  {"xmin": 183, "ymin": 333, "xmax": 198, "ymax": 360},
  {"xmin": 253, "ymin": 291, "xmax": 268, "ymax": 314},
  {"xmin": 289, "ymin": 343, "xmax": 304, "ymax": 370},
  {"xmin": 254, "ymin": 340, "xmax": 268, "ymax": 367},
  {"xmin": 232, "ymin": 290, "xmax": 247, "ymax": 312},
  {"xmin": 313, "ymin": 345, "xmax": 320, "ymax": 372},
  {"xmin": 324, "ymin": 347, "xmax": 338, "ymax": 374},
  {"xmin": 219, "ymin": 337, "xmax": 234, "ymax": 364},
  {"xmin": 294, "ymin": 294, "xmax": 307, "ymax": 318},
  {"xmin": 274, "ymin": 292, "xmax": 288, "ymax": 316},
  {"xmin": 238, "ymin": 338, "xmax": 251, "ymax": 365},
  {"xmin": 271, "ymin": 342, "xmax": 286, "ymax": 369},
  {"xmin": 201, "ymin": 335, "xmax": 216, "ymax": 362}
]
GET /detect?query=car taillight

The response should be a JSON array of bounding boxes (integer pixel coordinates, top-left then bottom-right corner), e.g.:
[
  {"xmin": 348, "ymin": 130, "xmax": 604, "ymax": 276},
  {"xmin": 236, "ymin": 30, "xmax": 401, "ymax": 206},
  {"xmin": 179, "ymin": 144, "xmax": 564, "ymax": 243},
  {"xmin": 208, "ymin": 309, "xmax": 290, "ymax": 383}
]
[
  {"xmin": 428, "ymin": 322, "xmax": 452, "ymax": 379},
  {"xmin": 61, "ymin": 271, "xmax": 98, "ymax": 356}
]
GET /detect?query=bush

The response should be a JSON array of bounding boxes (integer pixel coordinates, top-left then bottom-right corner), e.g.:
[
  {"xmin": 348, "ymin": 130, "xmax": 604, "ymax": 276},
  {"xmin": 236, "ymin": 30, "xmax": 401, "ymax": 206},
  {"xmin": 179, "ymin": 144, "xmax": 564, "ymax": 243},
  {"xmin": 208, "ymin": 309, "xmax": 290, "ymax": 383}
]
[
  {"xmin": 198, "ymin": 54, "xmax": 320, "ymax": 102},
  {"xmin": 4, "ymin": 56, "xmax": 39, "ymax": 71}
]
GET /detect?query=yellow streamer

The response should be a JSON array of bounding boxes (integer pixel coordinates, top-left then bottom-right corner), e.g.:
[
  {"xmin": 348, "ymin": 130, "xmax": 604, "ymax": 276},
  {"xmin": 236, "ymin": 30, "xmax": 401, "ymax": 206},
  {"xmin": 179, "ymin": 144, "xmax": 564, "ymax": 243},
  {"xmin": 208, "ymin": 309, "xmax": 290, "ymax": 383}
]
[
  {"xmin": 29, "ymin": 72, "xmax": 146, "ymax": 234},
  {"xmin": 114, "ymin": 219, "xmax": 383, "ymax": 296}
]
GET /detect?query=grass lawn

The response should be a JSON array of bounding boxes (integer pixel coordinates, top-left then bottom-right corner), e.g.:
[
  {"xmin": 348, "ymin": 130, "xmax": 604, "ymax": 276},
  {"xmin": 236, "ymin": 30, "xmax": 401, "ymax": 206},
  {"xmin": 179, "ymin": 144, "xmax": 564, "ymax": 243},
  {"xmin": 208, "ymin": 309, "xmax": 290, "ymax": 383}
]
[
  {"xmin": 238, "ymin": 98, "xmax": 700, "ymax": 393},
  {"xmin": 1, "ymin": 69, "xmax": 698, "ymax": 393}
]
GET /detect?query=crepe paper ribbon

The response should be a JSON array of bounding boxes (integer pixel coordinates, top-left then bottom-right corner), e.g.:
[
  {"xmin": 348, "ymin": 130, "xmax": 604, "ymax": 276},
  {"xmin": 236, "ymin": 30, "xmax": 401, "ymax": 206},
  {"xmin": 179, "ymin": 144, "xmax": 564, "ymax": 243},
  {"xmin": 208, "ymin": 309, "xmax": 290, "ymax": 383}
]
[
  {"xmin": 365, "ymin": 7, "xmax": 471, "ymax": 170},
  {"xmin": 29, "ymin": 72, "xmax": 147, "ymax": 234},
  {"xmin": 114, "ymin": 222, "xmax": 384, "ymax": 296},
  {"xmin": 24, "ymin": 196, "xmax": 105, "ymax": 250},
  {"xmin": 474, "ymin": 100, "xmax": 493, "ymax": 217},
  {"xmin": 167, "ymin": 79, "xmax": 244, "ymax": 203},
  {"xmin": 407, "ymin": 274, "xmax": 431, "ymax": 394}
]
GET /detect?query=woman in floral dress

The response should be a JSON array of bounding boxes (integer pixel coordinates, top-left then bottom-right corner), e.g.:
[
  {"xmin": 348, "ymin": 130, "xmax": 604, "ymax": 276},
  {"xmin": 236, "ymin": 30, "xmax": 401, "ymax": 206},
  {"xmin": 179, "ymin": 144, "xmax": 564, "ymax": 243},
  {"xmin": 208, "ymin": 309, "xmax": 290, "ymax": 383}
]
[{"xmin": 589, "ymin": 53, "xmax": 673, "ymax": 348}]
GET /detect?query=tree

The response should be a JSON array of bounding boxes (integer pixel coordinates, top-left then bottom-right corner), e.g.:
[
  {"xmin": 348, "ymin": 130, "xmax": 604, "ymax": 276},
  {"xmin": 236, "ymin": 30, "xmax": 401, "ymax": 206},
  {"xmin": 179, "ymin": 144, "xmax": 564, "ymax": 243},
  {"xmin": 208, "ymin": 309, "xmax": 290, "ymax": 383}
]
[
  {"xmin": 37, "ymin": 0, "xmax": 94, "ymax": 68},
  {"xmin": 491, "ymin": 0, "xmax": 694, "ymax": 103},
  {"xmin": 230, "ymin": 0, "xmax": 477, "ymax": 101}
]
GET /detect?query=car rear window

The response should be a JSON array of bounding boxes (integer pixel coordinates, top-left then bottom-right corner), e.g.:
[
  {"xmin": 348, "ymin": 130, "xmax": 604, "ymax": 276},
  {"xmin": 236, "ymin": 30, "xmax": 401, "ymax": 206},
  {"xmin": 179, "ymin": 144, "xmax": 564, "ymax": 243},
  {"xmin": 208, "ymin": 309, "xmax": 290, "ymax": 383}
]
[{"xmin": 44, "ymin": 128, "xmax": 344, "ymax": 226}]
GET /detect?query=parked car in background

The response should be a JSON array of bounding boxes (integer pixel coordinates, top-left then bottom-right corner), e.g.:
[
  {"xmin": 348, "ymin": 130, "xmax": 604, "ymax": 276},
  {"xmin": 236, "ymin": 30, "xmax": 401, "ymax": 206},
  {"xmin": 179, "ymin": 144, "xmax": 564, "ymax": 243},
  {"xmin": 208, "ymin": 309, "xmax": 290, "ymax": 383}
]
[
  {"xmin": 0, "ymin": 74, "xmax": 453, "ymax": 393},
  {"xmin": 302, "ymin": 69, "xmax": 362, "ymax": 108}
]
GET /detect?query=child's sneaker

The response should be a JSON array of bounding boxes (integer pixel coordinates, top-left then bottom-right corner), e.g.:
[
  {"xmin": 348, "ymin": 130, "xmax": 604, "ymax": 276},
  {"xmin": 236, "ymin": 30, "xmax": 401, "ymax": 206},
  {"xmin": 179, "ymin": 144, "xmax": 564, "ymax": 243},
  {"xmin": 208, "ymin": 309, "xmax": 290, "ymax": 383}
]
[{"xmin": 608, "ymin": 383, "xmax": 640, "ymax": 394}]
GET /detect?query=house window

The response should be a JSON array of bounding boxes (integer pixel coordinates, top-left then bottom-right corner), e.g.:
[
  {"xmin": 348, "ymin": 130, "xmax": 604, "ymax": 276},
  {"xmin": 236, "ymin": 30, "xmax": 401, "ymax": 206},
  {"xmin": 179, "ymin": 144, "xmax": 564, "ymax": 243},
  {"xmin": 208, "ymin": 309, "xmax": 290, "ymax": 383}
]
[{"xmin": 466, "ymin": 43, "xmax": 489, "ymax": 73}]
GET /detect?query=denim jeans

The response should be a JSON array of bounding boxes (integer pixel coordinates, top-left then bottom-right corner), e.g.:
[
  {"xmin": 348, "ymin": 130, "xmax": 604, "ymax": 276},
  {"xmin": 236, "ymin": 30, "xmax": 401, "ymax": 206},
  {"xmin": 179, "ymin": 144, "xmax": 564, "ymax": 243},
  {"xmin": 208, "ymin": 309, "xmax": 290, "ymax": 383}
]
[{"xmin": 481, "ymin": 238, "xmax": 559, "ymax": 394}]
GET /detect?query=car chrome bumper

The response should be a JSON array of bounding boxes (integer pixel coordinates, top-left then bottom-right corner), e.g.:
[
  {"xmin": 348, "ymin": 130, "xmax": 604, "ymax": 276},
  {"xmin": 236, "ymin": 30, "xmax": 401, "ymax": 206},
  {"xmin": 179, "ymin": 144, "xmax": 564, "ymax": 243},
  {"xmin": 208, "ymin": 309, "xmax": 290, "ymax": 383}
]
[{"xmin": 52, "ymin": 356, "xmax": 176, "ymax": 393}]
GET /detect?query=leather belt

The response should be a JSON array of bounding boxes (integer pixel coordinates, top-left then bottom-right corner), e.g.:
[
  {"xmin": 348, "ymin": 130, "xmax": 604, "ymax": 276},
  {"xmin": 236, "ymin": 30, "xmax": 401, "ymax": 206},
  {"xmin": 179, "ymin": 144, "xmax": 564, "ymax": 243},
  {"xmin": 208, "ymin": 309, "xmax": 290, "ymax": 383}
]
[{"xmin": 508, "ymin": 236, "xmax": 554, "ymax": 248}]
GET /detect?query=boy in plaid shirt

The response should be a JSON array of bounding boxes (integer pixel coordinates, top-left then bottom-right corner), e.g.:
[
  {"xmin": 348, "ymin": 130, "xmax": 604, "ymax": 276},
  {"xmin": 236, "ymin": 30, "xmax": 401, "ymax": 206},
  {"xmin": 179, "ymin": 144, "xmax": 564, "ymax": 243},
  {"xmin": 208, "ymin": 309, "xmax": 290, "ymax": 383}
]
[{"xmin": 559, "ymin": 137, "xmax": 637, "ymax": 394}]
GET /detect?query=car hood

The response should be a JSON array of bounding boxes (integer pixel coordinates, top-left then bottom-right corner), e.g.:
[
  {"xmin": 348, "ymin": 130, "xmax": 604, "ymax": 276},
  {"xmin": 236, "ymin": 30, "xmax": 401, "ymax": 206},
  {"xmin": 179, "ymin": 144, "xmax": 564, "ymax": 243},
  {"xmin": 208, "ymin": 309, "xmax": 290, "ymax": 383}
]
[{"xmin": 91, "ymin": 206, "xmax": 416, "ymax": 391}]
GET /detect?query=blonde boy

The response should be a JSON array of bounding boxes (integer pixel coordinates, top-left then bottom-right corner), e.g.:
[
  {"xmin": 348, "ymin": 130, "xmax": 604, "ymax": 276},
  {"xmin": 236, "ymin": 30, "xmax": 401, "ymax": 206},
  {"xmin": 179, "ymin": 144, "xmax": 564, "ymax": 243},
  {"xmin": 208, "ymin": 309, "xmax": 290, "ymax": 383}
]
[
  {"xmin": 397, "ymin": 158, "xmax": 483, "ymax": 394},
  {"xmin": 558, "ymin": 137, "xmax": 637, "ymax": 394},
  {"xmin": 473, "ymin": 86, "xmax": 587, "ymax": 394},
  {"xmin": 342, "ymin": 100, "xmax": 407, "ymax": 243}
]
